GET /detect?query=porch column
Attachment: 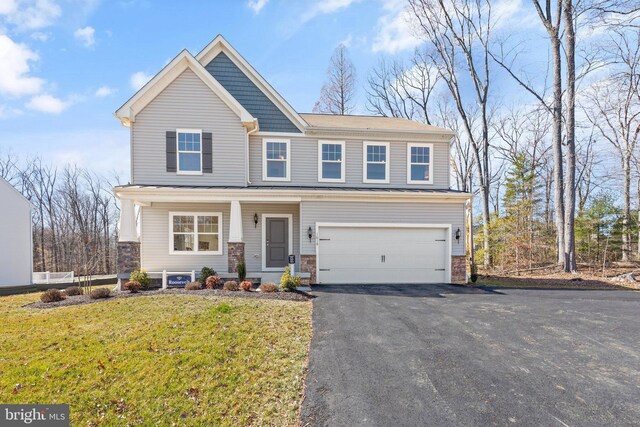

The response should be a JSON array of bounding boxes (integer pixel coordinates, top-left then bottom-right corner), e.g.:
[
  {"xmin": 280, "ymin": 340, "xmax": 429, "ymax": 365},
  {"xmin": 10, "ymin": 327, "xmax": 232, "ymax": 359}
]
[
  {"xmin": 227, "ymin": 200, "xmax": 245, "ymax": 274},
  {"xmin": 117, "ymin": 199, "xmax": 140, "ymax": 287}
]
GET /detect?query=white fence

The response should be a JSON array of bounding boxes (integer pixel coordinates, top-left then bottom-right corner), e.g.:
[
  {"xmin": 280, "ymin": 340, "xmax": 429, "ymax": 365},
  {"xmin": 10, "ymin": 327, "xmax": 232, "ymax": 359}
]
[{"xmin": 33, "ymin": 271, "xmax": 74, "ymax": 285}]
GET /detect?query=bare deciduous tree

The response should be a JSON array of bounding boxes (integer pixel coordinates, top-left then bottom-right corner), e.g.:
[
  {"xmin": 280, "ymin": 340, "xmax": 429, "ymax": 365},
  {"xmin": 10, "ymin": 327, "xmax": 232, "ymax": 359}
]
[
  {"xmin": 584, "ymin": 30, "xmax": 640, "ymax": 261},
  {"xmin": 313, "ymin": 44, "xmax": 357, "ymax": 115},
  {"xmin": 408, "ymin": 0, "xmax": 495, "ymax": 268}
]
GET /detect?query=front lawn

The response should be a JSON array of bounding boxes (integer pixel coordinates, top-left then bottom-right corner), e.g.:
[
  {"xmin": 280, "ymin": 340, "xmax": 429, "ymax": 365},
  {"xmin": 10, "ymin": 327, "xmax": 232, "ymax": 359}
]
[{"xmin": 0, "ymin": 291, "xmax": 312, "ymax": 425}]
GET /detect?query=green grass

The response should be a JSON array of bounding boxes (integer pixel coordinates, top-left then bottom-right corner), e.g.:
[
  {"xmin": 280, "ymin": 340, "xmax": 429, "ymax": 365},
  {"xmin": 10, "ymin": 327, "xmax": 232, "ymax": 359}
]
[{"xmin": 0, "ymin": 292, "xmax": 312, "ymax": 426}]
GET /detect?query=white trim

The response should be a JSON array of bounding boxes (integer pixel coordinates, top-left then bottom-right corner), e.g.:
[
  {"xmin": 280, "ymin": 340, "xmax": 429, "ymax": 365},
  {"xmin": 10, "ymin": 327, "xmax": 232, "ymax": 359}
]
[
  {"xmin": 176, "ymin": 128, "xmax": 203, "ymax": 175},
  {"xmin": 169, "ymin": 212, "xmax": 223, "ymax": 255},
  {"xmin": 407, "ymin": 143, "xmax": 434, "ymax": 184},
  {"xmin": 315, "ymin": 222, "xmax": 452, "ymax": 284},
  {"xmin": 363, "ymin": 141, "xmax": 390, "ymax": 184},
  {"xmin": 318, "ymin": 140, "xmax": 346, "ymax": 183},
  {"xmin": 262, "ymin": 138, "xmax": 291, "ymax": 182},
  {"xmin": 115, "ymin": 186, "xmax": 471, "ymax": 204},
  {"xmin": 114, "ymin": 49, "xmax": 256, "ymax": 129},
  {"xmin": 261, "ymin": 214, "xmax": 294, "ymax": 272},
  {"xmin": 195, "ymin": 35, "xmax": 307, "ymax": 132}
]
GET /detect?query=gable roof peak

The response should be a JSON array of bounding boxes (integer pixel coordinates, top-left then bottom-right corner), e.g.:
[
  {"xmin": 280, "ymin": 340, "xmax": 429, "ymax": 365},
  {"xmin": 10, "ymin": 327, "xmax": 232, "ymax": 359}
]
[{"xmin": 195, "ymin": 35, "xmax": 307, "ymax": 132}]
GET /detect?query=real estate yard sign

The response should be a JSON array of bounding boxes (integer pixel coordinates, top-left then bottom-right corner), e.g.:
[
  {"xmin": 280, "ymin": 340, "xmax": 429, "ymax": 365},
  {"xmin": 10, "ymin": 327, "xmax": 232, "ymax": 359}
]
[{"xmin": 167, "ymin": 275, "xmax": 190, "ymax": 287}]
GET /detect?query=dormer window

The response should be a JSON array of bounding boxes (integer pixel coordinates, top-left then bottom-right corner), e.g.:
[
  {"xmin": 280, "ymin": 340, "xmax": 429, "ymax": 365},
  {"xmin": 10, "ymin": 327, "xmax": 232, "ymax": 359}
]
[
  {"xmin": 263, "ymin": 138, "xmax": 290, "ymax": 181},
  {"xmin": 177, "ymin": 129, "xmax": 202, "ymax": 175}
]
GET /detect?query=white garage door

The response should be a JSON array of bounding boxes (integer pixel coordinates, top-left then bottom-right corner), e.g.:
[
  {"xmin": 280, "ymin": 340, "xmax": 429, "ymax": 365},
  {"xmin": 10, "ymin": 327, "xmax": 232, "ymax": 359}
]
[{"xmin": 317, "ymin": 225, "xmax": 449, "ymax": 284}]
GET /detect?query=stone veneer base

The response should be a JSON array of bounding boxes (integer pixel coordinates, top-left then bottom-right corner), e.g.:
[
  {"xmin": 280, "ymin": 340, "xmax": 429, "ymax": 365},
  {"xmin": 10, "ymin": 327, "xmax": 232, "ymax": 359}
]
[
  {"xmin": 227, "ymin": 242, "xmax": 245, "ymax": 273},
  {"xmin": 451, "ymin": 255, "xmax": 467, "ymax": 284},
  {"xmin": 300, "ymin": 255, "xmax": 317, "ymax": 284}
]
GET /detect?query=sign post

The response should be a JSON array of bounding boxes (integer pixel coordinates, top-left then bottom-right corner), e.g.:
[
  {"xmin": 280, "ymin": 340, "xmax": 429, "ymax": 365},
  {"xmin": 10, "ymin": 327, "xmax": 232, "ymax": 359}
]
[{"xmin": 288, "ymin": 254, "xmax": 296, "ymax": 276}]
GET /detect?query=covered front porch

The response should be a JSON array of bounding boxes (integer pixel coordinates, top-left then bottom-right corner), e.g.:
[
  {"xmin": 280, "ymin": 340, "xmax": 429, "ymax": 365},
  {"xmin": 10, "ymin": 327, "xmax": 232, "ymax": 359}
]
[{"xmin": 116, "ymin": 187, "xmax": 312, "ymax": 285}]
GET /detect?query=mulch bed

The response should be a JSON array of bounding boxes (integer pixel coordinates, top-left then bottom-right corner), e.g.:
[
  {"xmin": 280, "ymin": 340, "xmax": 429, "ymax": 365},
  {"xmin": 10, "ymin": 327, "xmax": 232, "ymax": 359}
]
[{"xmin": 25, "ymin": 288, "xmax": 313, "ymax": 309}]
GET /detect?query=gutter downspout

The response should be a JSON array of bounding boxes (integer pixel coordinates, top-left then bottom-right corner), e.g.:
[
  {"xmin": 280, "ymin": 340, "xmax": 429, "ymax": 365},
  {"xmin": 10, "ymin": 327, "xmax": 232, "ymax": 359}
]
[{"xmin": 246, "ymin": 121, "xmax": 259, "ymax": 186}]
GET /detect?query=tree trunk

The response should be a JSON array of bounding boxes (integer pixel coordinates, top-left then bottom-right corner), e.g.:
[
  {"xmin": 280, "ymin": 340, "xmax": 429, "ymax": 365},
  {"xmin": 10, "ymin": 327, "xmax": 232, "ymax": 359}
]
[
  {"xmin": 622, "ymin": 156, "xmax": 631, "ymax": 261},
  {"xmin": 551, "ymin": 34, "xmax": 565, "ymax": 267},
  {"xmin": 563, "ymin": 0, "xmax": 577, "ymax": 273}
]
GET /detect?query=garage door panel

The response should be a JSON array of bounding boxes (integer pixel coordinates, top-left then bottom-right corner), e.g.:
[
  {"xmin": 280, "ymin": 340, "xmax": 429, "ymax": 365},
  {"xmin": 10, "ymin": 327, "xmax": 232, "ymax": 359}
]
[{"xmin": 317, "ymin": 226, "xmax": 449, "ymax": 284}]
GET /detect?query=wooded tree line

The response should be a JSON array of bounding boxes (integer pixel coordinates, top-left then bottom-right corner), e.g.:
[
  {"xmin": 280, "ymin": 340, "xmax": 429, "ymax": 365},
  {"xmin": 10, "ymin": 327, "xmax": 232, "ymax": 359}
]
[
  {"xmin": 0, "ymin": 154, "xmax": 118, "ymax": 276},
  {"xmin": 314, "ymin": 0, "xmax": 640, "ymax": 273}
]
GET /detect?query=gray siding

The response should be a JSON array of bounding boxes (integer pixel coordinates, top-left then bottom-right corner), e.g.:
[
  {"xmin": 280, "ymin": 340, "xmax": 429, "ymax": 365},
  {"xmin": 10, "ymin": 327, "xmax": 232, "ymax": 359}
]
[
  {"xmin": 132, "ymin": 69, "xmax": 247, "ymax": 186},
  {"xmin": 249, "ymin": 135, "xmax": 450, "ymax": 189},
  {"xmin": 140, "ymin": 203, "xmax": 230, "ymax": 272},
  {"xmin": 140, "ymin": 202, "xmax": 299, "ymax": 273},
  {"xmin": 300, "ymin": 201, "xmax": 466, "ymax": 256},
  {"xmin": 205, "ymin": 52, "xmax": 301, "ymax": 133}
]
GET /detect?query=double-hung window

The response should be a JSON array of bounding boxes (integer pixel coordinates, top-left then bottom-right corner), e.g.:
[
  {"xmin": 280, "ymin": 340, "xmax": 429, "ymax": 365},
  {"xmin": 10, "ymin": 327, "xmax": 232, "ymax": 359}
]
[
  {"xmin": 263, "ymin": 138, "xmax": 290, "ymax": 181},
  {"xmin": 177, "ymin": 129, "xmax": 202, "ymax": 174},
  {"xmin": 170, "ymin": 212, "xmax": 222, "ymax": 254},
  {"xmin": 363, "ymin": 141, "xmax": 390, "ymax": 183},
  {"xmin": 318, "ymin": 140, "xmax": 345, "ymax": 182},
  {"xmin": 407, "ymin": 143, "xmax": 433, "ymax": 184}
]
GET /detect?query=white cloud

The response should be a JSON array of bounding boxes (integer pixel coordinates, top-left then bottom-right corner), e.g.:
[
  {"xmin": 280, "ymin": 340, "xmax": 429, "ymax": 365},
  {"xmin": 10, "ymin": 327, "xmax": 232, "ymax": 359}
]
[
  {"xmin": 73, "ymin": 26, "xmax": 95, "ymax": 47},
  {"xmin": 0, "ymin": 104, "xmax": 23, "ymax": 119},
  {"xmin": 30, "ymin": 31, "xmax": 50, "ymax": 41},
  {"xmin": 302, "ymin": 0, "xmax": 360, "ymax": 23},
  {"xmin": 372, "ymin": 0, "xmax": 421, "ymax": 54},
  {"xmin": 95, "ymin": 85, "xmax": 114, "ymax": 97},
  {"xmin": 247, "ymin": 0, "xmax": 269, "ymax": 14},
  {"xmin": 0, "ymin": 0, "xmax": 62, "ymax": 30},
  {"xmin": 129, "ymin": 71, "xmax": 152, "ymax": 90},
  {"xmin": 0, "ymin": 34, "xmax": 44, "ymax": 96},
  {"xmin": 0, "ymin": 0, "xmax": 17, "ymax": 14},
  {"xmin": 26, "ymin": 93, "xmax": 69, "ymax": 113},
  {"xmin": 339, "ymin": 33, "xmax": 353, "ymax": 47}
]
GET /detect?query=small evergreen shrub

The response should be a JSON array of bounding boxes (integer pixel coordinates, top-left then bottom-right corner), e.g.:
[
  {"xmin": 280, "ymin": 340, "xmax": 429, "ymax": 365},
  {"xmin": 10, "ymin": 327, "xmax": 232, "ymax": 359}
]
[
  {"xmin": 90, "ymin": 288, "xmax": 111, "ymax": 299},
  {"xmin": 124, "ymin": 281, "xmax": 141, "ymax": 293},
  {"xmin": 64, "ymin": 286, "xmax": 83, "ymax": 296},
  {"xmin": 199, "ymin": 267, "xmax": 216, "ymax": 285},
  {"xmin": 223, "ymin": 280, "xmax": 239, "ymax": 291},
  {"xmin": 239, "ymin": 280, "xmax": 253, "ymax": 291},
  {"xmin": 259, "ymin": 282, "xmax": 278, "ymax": 293},
  {"xmin": 236, "ymin": 261, "xmax": 246, "ymax": 282},
  {"xmin": 470, "ymin": 262, "xmax": 478, "ymax": 283},
  {"xmin": 279, "ymin": 266, "xmax": 301, "ymax": 292},
  {"xmin": 205, "ymin": 275, "xmax": 222, "ymax": 289},
  {"xmin": 130, "ymin": 270, "xmax": 151, "ymax": 290},
  {"xmin": 185, "ymin": 281, "xmax": 202, "ymax": 290},
  {"xmin": 41, "ymin": 288, "xmax": 66, "ymax": 303}
]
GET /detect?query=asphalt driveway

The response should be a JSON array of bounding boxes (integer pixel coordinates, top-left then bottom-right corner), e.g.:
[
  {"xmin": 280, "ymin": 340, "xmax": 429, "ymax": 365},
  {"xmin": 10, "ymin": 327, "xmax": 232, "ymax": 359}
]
[{"xmin": 301, "ymin": 284, "xmax": 640, "ymax": 427}]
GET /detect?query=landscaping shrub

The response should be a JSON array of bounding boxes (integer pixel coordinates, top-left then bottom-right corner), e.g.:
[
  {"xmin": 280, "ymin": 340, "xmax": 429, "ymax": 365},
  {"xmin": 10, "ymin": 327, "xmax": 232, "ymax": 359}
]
[
  {"xmin": 64, "ymin": 286, "xmax": 83, "ymax": 296},
  {"xmin": 130, "ymin": 270, "xmax": 151, "ymax": 290},
  {"xmin": 223, "ymin": 280, "xmax": 239, "ymax": 291},
  {"xmin": 199, "ymin": 267, "xmax": 216, "ymax": 285},
  {"xmin": 90, "ymin": 288, "xmax": 111, "ymax": 299},
  {"xmin": 470, "ymin": 262, "xmax": 478, "ymax": 284},
  {"xmin": 124, "ymin": 281, "xmax": 142, "ymax": 293},
  {"xmin": 41, "ymin": 288, "xmax": 66, "ymax": 303},
  {"xmin": 185, "ymin": 281, "xmax": 202, "ymax": 290},
  {"xmin": 279, "ymin": 266, "xmax": 301, "ymax": 292},
  {"xmin": 259, "ymin": 282, "xmax": 278, "ymax": 293},
  {"xmin": 237, "ymin": 261, "xmax": 246, "ymax": 282},
  {"xmin": 239, "ymin": 280, "xmax": 253, "ymax": 291},
  {"xmin": 205, "ymin": 275, "xmax": 222, "ymax": 289}
]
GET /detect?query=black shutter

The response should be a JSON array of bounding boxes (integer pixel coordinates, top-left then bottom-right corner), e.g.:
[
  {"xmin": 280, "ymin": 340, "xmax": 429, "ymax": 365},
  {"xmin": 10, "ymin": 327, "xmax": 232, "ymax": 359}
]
[
  {"xmin": 166, "ymin": 131, "xmax": 177, "ymax": 172},
  {"xmin": 202, "ymin": 132, "xmax": 213, "ymax": 173}
]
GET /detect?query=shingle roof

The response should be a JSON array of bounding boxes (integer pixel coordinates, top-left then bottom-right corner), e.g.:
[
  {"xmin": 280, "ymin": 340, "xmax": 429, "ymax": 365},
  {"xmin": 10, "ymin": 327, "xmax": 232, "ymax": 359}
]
[{"xmin": 300, "ymin": 113, "xmax": 453, "ymax": 134}]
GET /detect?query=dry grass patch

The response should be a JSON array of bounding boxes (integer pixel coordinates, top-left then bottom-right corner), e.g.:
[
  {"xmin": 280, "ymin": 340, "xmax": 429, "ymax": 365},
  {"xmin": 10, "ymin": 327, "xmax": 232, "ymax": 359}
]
[{"xmin": 0, "ymin": 292, "xmax": 312, "ymax": 426}]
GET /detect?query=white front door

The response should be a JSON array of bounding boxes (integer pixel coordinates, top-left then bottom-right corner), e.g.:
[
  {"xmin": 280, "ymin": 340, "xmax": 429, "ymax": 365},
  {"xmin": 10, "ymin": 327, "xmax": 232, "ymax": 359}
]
[{"xmin": 317, "ymin": 225, "xmax": 449, "ymax": 284}]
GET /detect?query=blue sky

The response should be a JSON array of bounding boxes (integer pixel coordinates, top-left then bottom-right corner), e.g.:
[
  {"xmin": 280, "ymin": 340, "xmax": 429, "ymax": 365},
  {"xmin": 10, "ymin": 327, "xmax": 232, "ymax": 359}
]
[{"xmin": 0, "ymin": 0, "xmax": 543, "ymax": 181}]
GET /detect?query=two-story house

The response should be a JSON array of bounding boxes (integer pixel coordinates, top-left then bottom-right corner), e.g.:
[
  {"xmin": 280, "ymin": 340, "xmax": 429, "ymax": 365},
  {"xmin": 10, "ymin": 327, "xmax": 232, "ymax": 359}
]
[{"xmin": 114, "ymin": 35, "xmax": 470, "ymax": 286}]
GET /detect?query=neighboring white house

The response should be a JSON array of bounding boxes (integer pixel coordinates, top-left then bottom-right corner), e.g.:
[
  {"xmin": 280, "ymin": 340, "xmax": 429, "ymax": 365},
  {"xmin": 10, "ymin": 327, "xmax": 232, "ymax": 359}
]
[{"xmin": 0, "ymin": 177, "xmax": 32, "ymax": 286}]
